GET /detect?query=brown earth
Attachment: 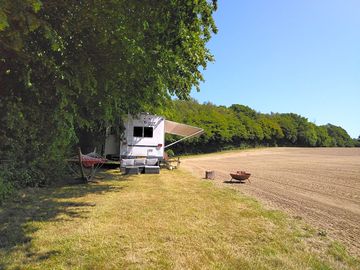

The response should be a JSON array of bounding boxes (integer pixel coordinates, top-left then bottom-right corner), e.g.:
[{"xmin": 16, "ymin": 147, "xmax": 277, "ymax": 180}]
[{"xmin": 182, "ymin": 148, "xmax": 360, "ymax": 255}]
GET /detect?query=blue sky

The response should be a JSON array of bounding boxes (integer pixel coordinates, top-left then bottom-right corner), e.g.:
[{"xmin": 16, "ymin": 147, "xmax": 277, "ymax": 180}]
[{"xmin": 191, "ymin": 0, "xmax": 360, "ymax": 138}]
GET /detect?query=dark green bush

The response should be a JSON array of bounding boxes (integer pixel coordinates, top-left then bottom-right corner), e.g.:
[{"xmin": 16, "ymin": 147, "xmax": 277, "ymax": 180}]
[{"xmin": 0, "ymin": 168, "xmax": 14, "ymax": 204}]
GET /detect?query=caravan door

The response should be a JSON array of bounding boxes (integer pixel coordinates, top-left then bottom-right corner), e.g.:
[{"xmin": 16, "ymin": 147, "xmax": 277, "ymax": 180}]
[{"xmin": 104, "ymin": 127, "xmax": 120, "ymax": 159}]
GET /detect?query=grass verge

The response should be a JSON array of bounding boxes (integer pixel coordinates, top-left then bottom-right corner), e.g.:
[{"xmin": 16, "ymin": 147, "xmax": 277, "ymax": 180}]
[{"xmin": 0, "ymin": 169, "xmax": 359, "ymax": 269}]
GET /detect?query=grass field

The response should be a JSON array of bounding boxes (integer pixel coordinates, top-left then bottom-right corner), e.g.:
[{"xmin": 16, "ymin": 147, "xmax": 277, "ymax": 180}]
[{"xmin": 0, "ymin": 169, "xmax": 359, "ymax": 269}]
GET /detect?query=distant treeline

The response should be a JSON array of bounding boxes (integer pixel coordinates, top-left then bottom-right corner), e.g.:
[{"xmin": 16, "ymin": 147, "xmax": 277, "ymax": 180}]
[{"xmin": 164, "ymin": 99, "xmax": 359, "ymax": 154}]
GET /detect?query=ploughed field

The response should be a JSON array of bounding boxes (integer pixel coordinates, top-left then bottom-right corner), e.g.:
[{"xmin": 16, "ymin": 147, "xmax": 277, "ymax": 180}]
[{"xmin": 182, "ymin": 148, "xmax": 360, "ymax": 255}]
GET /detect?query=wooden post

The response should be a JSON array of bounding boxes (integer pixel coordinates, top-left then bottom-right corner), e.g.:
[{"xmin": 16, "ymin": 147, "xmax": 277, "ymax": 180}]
[
  {"xmin": 77, "ymin": 147, "xmax": 87, "ymax": 183},
  {"xmin": 205, "ymin": 170, "xmax": 215, "ymax": 180}
]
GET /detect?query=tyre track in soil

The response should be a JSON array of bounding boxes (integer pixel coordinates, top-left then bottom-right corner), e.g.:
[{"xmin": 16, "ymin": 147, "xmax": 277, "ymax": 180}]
[{"xmin": 181, "ymin": 148, "xmax": 360, "ymax": 255}]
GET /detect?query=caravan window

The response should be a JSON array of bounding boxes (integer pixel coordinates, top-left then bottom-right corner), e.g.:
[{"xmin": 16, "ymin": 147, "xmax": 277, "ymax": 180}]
[
  {"xmin": 133, "ymin": 126, "xmax": 154, "ymax": 138},
  {"xmin": 143, "ymin": 127, "xmax": 153, "ymax": 138},
  {"xmin": 133, "ymin": 126, "xmax": 143, "ymax": 137}
]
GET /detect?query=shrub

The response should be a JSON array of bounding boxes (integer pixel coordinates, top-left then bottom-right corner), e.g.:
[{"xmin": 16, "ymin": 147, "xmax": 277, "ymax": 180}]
[
  {"xmin": 165, "ymin": 149, "xmax": 175, "ymax": 158},
  {"xmin": 0, "ymin": 172, "xmax": 14, "ymax": 204}
]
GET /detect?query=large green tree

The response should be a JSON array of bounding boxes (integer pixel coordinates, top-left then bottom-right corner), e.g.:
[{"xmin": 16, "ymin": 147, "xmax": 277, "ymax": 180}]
[
  {"xmin": 0, "ymin": 0, "xmax": 217, "ymax": 188},
  {"xmin": 325, "ymin": 124, "xmax": 354, "ymax": 147}
]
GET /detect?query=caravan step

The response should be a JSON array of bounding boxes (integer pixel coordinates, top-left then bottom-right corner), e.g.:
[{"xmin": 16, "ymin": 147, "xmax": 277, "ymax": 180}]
[
  {"xmin": 125, "ymin": 166, "xmax": 140, "ymax": 175},
  {"xmin": 144, "ymin": 165, "xmax": 160, "ymax": 174}
]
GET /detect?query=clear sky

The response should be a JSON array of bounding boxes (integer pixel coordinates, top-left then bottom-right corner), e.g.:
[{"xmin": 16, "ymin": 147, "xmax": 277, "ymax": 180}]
[{"xmin": 191, "ymin": 0, "xmax": 360, "ymax": 138}]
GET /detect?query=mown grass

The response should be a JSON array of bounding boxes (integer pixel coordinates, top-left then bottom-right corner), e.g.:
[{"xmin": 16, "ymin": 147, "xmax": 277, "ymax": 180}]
[{"xmin": 0, "ymin": 169, "xmax": 359, "ymax": 269}]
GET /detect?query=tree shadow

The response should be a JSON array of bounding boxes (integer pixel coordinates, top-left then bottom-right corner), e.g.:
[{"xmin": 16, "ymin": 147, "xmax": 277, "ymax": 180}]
[
  {"xmin": 0, "ymin": 171, "xmax": 129, "ymax": 267},
  {"xmin": 97, "ymin": 170, "xmax": 133, "ymax": 182}
]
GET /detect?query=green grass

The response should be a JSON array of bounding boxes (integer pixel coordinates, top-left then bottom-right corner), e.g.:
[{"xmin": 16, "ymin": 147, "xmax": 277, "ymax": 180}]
[{"xmin": 0, "ymin": 169, "xmax": 359, "ymax": 269}]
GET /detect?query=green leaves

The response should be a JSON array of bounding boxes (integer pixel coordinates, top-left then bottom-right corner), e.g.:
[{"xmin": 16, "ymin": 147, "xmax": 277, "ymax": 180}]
[
  {"xmin": 0, "ymin": 0, "xmax": 217, "ymax": 187},
  {"xmin": 30, "ymin": 0, "xmax": 42, "ymax": 12},
  {"xmin": 27, "ymin": 13, "xmax": 41, "ymax": 31},
  {"xmin": 0, "ymin": 10, "xmax": 9, "ymax": 31},
  {"xmin": 163, "ymin": 100, "xmax": 354, "ymax": 154}
]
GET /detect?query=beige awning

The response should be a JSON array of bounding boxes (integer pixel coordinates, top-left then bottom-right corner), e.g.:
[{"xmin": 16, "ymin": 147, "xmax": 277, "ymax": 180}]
[
  {"xmin": 164, "ymin": 120, "xmax": 204, "ymax": 149},
  {"xmin": 165, "ymin": 120, "xmax": 203, "ymax": 137}
]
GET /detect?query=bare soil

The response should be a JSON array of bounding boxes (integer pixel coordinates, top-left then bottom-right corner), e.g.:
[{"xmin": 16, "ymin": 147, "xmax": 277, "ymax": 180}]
[{"xmin": 182, "ymin": 148, "xmax": 360, "ymax": 255}]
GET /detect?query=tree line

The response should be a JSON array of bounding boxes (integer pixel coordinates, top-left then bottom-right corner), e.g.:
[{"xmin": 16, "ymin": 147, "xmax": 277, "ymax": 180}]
[{"xmin": 163, "ymin": 99, "xmax": 359, "ymax": 154}]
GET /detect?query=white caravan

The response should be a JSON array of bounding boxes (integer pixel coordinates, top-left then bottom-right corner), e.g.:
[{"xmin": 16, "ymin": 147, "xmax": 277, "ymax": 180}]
[{"xmin": 104, "ymin": 113, "xmax": 203, "ymax": 160}]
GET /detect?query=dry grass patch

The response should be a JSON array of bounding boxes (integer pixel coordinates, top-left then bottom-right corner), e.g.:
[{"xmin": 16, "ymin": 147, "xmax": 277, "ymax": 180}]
[{"xmin": 0, "ymin": 169, "xmax": 359, "ymax": 269}]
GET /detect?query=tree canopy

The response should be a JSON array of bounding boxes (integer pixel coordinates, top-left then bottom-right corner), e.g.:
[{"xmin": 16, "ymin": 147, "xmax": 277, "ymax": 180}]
[
  {"xmin": 0, "ymin": 0, "xmax": 217, "ymax": 189},
  {"xmin": 163, "ymin": 99, "xmax": 357, "ymax": 154}
]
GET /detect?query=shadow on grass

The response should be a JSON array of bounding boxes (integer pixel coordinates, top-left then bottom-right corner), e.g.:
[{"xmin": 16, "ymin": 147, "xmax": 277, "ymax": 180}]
[{"xmin": 0, "ymin": 171, "xmax": 128, "ymax": 266}]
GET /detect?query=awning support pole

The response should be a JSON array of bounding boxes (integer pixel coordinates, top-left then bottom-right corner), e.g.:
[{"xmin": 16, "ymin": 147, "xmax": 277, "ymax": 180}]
[{"xmin": 164, "ymin": 130, "xmax": 204, "ymax": 149}]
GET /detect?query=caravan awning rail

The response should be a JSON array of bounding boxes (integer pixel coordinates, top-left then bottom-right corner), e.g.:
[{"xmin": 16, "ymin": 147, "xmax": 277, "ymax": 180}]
[{"xmin": 164, "ymin": 120, "xmax": 204, "ymax": 149}]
